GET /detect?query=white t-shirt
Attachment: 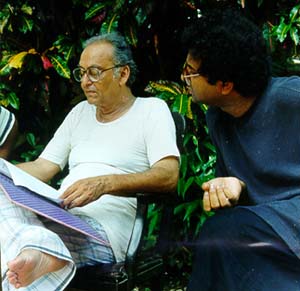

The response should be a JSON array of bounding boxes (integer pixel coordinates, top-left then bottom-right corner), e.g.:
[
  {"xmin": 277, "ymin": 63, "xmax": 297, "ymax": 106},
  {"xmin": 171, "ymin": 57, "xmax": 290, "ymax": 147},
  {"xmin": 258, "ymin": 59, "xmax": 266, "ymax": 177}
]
[{"xmin": 40, "ymin": 97, "xmax": 179, "ymax": 261}]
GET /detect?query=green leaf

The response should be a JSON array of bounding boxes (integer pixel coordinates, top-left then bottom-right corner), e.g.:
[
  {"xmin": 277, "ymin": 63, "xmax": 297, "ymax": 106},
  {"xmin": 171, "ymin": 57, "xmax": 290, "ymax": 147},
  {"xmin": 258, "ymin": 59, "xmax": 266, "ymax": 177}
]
[
  {"xmin": 84, "ymin": 3, "xmax": 106, "ymax": 20},
  {"xmin": 275, "ymin": 17, "xmax": 290, "ymax": 42},
  {"xmin": 125, "ymin": 24, "xmax": 138, "ymax": 47},
  {"xmin": 48, "ymin": 55, "xmax": 71, "ymax": 79},
  {"xmin": 0, "ymin": 14, "xmax": 10, "ymax": 34},
  {"xmin": 182, "ymin": 176, "xmax": 195, "ymax": 198},
  {"xmin": 183, "ymin": 200, "xmax": 200, "ymax": 221},
  {"xmin": 7, "ymin": 92, "xmax": 20, "ymax": 109},
  {"xmin": 26, "ymin": 133, "xmax": 36, "ymax": 147},
  {"xmin": 173, "ymin": 94, "xmax": 189, "ymax": 115},
  {"xmin": 289, "ymin": 5, "xmax": 300, "ymax": 23},
  {"xmin": 180, "ymin": 154, "xmax": 188, "ymax": 178},
  {"xmin": 107, "ymin": 13, "xmax": 119, "ymax": 33},
  {"xmin": 203, "ymin": 141, "xmax": 216, "ymax": 153},
  {"xmin": 64, "ymin": 46, "xmax": 74, "ymax": 62},
  {"xmin": 148, "ymin": 211, "xmax": 159, "ymax": 236},
  {"xmin": 192, "ymin": 135, "xmax": 199, "ymax": 147},
  {"xmin": 21, "ymin": 4, "xmax": 33, "ymax": 15},
  {"xmin": 257, "ymin": 0, "xmax": 264, "ymax": 8},
  {"xmin": 174, "ymin": 202, "xmax": 188, "ymax": 215},
  {"xmin": 19, "ymin": 17, "xmax": 34, "ymax": 33},
  {"xmin": 290, "ymin": 26, "xmax": 299, "ymax": 45}
]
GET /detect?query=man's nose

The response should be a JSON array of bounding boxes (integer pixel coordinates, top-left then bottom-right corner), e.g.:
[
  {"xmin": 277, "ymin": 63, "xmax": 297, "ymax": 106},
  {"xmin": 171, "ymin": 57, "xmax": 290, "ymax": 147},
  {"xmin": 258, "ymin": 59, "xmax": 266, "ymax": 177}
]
[{"xmin": 81, "ymin": 73, "xmax": 93, "ymax": 85}]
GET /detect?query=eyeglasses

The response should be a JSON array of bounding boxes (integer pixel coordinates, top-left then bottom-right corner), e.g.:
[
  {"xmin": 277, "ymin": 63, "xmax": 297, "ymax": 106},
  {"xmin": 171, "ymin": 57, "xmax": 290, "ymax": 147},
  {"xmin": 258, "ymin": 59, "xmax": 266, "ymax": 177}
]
[
  {"xmin": 72, "ymin": 65, "xmax": 120, "ymax": 83},
  {"xmin": 181, "ymin": 63, "xmax": 201, "ymax": 86},
  {"xmin": 182, "ymin": 73, "xmax": 200, "ymax": 86}
]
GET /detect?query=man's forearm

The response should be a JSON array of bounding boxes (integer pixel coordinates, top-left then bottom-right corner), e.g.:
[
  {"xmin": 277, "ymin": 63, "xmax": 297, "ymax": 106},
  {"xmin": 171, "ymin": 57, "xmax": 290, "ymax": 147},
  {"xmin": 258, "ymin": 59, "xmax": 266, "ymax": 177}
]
[
  {"xmin": 17, "ymin": 158, "xmax": 60, "ymax": 183},
  {"xmin": 110, "ymin": 160, "xmax": 179, "ymax": 195},
  {"xmin": 60, "ymin": 157, "xmax": 180, "ymax": 208}
]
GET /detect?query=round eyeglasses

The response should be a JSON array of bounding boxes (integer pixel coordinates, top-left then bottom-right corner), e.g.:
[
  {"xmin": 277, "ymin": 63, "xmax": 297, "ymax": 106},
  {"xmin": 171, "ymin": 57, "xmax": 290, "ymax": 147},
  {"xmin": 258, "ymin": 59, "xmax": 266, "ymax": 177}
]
[
  {"xmin": 181, "ymin": 62, "xmax": 201, "ymax": 86},
  {"xmin": 72, "ymin": 65, "xmax": 120, "ymax": 83},
  {"xmin": 182, "ymin": 73, "xmax": 200, "ymax": 86}
]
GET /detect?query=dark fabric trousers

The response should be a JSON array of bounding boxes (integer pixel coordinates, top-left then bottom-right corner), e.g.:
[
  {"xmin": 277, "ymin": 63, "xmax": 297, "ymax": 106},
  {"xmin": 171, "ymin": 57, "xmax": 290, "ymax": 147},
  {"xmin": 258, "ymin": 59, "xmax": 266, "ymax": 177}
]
[{"xmin": 187, "ymin": 207, "xmax": 300, "ymax": 291}]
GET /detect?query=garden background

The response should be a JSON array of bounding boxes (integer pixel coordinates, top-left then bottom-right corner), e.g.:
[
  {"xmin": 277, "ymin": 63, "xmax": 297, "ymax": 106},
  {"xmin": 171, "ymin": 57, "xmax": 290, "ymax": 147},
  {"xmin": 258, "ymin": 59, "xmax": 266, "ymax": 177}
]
[{"xmin": 1, "ymin": 0, "xmax": 300, "ymax": 289}]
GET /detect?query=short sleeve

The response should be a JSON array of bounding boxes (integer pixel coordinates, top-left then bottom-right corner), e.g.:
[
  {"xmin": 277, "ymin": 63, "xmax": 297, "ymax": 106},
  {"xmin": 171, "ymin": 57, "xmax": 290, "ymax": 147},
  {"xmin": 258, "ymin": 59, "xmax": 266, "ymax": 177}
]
[
  {"xmin": 40, "ymin": 102, "xmax": 86, "ymax": 169},
  {"xmin": 143, "ymin": 99, "xmax": 180, "ymax": 166}
]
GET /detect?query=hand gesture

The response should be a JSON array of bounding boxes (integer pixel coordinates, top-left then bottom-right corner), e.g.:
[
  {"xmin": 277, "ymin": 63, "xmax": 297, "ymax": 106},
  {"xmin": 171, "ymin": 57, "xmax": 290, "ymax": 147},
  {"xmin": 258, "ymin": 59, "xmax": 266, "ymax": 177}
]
[
  {"xmin": 60, "ymin": 176, "xmax": 110, "ymax": 209},
  {"xmin": 202, "ymin": 177, "xmax": 245, "ymax": 212}
]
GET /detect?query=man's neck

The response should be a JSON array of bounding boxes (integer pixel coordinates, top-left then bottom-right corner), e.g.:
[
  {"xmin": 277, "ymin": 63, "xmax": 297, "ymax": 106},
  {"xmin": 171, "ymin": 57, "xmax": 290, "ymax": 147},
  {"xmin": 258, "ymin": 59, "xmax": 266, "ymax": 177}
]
[
  {"xmin": 220, "ymin": 94, "xmax": 256, "ymax": 118},
  {"xmin": 96, "ymin": 91, "xmax": 136, "ymax": 123}
]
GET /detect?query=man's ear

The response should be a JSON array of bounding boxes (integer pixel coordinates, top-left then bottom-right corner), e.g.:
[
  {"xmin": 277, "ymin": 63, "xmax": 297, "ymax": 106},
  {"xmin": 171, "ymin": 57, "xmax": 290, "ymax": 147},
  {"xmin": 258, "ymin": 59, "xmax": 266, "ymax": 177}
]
[
  {"xmin": 118, "ymin": 65, "xmax": 130, "ymax": 85},
  {"xmin": 216, "ymin": 81, "xmax": 234, "ymax": 95}
]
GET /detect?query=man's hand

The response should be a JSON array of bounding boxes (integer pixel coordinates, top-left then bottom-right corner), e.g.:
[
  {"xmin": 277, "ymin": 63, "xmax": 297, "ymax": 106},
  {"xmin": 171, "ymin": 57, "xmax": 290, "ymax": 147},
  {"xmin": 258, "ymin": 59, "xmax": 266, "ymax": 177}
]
[
  {"xmin": 60, "ymin": 156, "xmax": 179, "ymax": 209},
  {"xmin": 60, "ymin": 176, "xmax": 111, "ymax": 209},
  {"xmin": 202, "ymin": 177, "xmax": 245, "ymax": 212}
]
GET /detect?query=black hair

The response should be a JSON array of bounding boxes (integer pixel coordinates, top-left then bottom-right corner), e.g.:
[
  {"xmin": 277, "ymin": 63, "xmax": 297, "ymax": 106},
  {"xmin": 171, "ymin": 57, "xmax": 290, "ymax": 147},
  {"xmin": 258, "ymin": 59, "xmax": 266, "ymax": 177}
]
[{"xmin": 182, "ymin": 9, "xmax": 271, "ymax": 98}]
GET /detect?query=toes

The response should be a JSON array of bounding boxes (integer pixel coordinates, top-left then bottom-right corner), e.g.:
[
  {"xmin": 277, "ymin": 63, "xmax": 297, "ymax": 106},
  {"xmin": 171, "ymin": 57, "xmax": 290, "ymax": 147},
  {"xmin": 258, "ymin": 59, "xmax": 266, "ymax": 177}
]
[{"xmin": 7, "ymin": 270, "xmax": 21, "ymax": 287}]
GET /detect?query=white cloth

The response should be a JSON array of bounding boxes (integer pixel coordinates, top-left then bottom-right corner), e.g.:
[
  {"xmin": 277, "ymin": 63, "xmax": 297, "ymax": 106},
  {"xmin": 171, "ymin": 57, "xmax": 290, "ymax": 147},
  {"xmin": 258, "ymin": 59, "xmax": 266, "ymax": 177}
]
[
  {"xmin": 40, "ymin": 97, "xmax": 179, "ymax": 262},
  {"xmin": 0, "ymin": 189, "xmax": 76, "ymax": 291},
  {"xmin": 0, "ymin": 106, "xmax": 15, "ymax": 146}
]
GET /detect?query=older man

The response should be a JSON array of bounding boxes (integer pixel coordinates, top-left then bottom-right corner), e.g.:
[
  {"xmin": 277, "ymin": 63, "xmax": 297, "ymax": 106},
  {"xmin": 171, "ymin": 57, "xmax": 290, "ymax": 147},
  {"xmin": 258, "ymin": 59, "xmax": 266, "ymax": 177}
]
[{"xmin": 1, "ymin": 32, "xmax": 179, "ymax": 290}]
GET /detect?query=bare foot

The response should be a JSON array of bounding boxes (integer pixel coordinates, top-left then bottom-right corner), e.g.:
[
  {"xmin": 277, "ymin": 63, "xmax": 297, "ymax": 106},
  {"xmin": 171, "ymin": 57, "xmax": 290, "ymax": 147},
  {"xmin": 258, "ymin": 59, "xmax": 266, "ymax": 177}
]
[{"xmin": 7, "ymin": 249, "xmax": 68, "ymax": 288}]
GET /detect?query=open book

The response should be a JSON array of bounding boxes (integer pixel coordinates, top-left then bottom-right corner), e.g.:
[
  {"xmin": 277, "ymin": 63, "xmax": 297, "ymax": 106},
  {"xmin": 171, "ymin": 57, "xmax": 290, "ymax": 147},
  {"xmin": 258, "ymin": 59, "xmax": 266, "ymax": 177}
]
[
  {"xmin": 0, "ymin": 158, "xmax": 62, "ymax": 204},
  {"xmin": 0, "ymin": 158, "xmax": 109, "ymax": 245}
]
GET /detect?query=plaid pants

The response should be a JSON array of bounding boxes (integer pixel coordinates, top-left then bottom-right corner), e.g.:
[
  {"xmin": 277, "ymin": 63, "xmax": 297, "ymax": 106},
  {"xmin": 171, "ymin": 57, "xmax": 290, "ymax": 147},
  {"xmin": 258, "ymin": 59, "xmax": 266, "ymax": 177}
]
[{"xmin": 0, "ymin": 189, "xmax": 115, "ymax": 291}]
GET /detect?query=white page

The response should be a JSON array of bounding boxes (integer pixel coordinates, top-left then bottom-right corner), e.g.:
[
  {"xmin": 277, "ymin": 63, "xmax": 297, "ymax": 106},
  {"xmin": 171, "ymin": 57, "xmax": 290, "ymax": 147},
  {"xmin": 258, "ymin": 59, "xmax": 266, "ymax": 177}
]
[{"xmin": 0, "ymin": 158, "xmax": 62, "ymax": 204}]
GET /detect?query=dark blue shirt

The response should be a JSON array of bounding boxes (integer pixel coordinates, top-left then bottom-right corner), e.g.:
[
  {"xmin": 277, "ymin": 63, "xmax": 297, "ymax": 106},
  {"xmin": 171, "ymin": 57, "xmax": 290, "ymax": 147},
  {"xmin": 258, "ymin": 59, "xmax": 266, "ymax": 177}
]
[{"xmin": 206, "ymin": 76, "xmax": 300, "ymax": 257}]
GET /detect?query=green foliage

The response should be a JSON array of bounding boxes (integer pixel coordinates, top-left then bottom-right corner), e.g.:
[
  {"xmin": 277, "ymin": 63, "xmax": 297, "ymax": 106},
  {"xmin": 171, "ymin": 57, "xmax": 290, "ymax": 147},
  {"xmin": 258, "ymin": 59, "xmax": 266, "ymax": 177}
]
[
  {"xmin": 270, "ymin": 5, "xmax": 300, "ymax": 44},
  {"xmin": 20, "ymin": 132, "xmax": 44, "ymax": 162},
  {"xmin": 1, "ymin": 0, "xmax": 300, "ymax": 288},
  {"xmin": 267, "ymin": 4, "xmax": 300, "ymax": 71},
  {"xmin": 0, "ymin": 83, "xmax": 19, "ymax": 109},
  {"xmin": 145, "ymin": 80, "xmax": 216, "ymax": 237}
]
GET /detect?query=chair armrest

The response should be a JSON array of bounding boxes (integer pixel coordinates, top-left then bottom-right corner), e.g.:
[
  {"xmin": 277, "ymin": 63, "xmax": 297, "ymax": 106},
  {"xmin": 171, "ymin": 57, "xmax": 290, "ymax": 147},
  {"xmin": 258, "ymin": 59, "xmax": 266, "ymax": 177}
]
[
  {"xmin": 125, "ymin": 191, "xmax": 177, "ymax": 274},
  {"xmin": 135, "ymin": 192, "xmax": 179, "ymax": 206}
]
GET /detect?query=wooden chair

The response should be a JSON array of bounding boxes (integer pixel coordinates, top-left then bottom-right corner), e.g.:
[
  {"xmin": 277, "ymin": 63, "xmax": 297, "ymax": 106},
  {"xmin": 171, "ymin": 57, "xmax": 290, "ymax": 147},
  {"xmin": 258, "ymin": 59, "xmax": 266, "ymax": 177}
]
[{"xmin": 67, "ymin": 111, "xmax": 185, "ymax": 291}]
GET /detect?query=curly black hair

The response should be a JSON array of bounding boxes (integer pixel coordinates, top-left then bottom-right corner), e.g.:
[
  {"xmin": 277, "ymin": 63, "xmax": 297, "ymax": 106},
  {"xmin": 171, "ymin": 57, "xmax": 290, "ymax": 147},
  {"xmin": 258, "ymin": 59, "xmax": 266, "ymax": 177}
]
[{"xmin": 182, "ymin": 9, "xmax": 271, "ymax": 98}]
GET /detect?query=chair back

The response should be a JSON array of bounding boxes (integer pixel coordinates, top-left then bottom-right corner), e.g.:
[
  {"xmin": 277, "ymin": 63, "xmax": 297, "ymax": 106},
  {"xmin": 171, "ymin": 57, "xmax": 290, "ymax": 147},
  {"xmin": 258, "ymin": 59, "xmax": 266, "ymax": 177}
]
[{"xmin": 172, "ymin": 111, "xmax": 186, "ymax": 152}]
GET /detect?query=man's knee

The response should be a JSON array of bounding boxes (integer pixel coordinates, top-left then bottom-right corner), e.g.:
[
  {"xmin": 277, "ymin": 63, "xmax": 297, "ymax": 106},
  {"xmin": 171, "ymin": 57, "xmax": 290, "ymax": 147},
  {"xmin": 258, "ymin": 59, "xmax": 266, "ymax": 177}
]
[{"xmin": 197, "ymin": 207, "xmax": 262, "ymax": 246}]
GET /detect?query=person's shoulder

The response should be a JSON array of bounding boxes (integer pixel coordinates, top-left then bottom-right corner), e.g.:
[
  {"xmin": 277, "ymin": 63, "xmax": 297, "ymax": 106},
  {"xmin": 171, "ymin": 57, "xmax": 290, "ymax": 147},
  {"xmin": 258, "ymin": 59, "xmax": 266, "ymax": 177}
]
[
  {"xmin": 0, "ymin": 106, "xmax": 13, "ymax": 118},
  {"xmin": 266, "ymin": 76, "xmax": 300, "ymax": 107},
  {"xmin": 135, "ymin": 97, "xmax": 171, "ymax": 121},
  {"xmin": 270, "ymin": 76, "xmax": 300, "ymax": 92},
  {"xmin": 137, "ymin": 96, "xmax": 167, "ymax": 106},
  {"xmin": 0, "ymin": 106, "xmax": 15, "ymax": 127},
  {"xmin": 63, "ymin": 101, "xmax": 95, "ymax": 122},
  {"xmin": 136, "ymin": 97, "xmax": 169, "ymax": 111},
  {"xmin": 70, "ymin": 100, "xmax": 94, "ymax": 114},
  {"xmin": 72, "ymin": 100, "xmax": 90, "ymax": 109}
]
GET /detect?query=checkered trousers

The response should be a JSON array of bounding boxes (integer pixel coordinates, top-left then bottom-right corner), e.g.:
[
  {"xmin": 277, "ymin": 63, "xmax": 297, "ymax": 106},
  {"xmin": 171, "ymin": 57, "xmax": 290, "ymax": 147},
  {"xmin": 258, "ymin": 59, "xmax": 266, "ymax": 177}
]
[{"xmin": 0, "ymin": 189, "xmax": 115, "ymax": 291}]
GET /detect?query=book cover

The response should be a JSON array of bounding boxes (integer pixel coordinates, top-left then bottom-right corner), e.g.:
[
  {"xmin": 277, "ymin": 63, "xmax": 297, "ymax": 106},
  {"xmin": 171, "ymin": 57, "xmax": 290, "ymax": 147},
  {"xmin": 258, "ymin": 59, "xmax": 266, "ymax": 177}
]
[{"xmin": 0, "ymin": 159, "xmax": 109, "ymax": 245}]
